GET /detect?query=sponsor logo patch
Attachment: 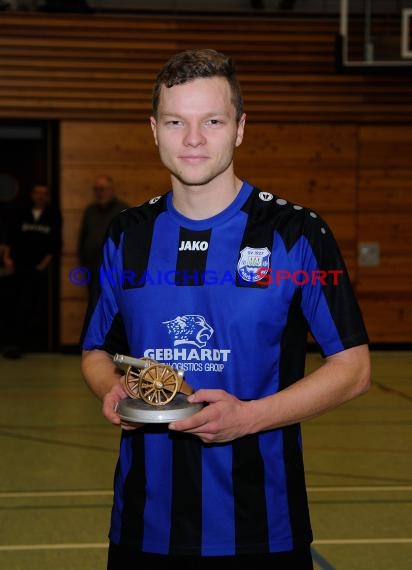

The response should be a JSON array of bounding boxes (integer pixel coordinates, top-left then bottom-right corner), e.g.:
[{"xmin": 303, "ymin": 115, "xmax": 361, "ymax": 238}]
[{"xmin": 163, "ymin": 314, "xmax": 214, "ymax": 348}]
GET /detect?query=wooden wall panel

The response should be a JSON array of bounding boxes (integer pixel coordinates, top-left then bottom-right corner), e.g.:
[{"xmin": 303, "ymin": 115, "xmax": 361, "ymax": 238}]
[
  {"xmin": 358, "ymin": 262, "xmax": 412, "ymax": 295},
  {"xmin": 357, "ymin": 126, "xmax": 412, "ymax": 343},
  {"xmin": 355, "ymin": 298, "xmax": 412, "ymax": 344},
  {"xmin": 359, "ymin": 170, "xmax": 412, "ymax": 210},
  {"xmin": 61, "ymin": 123, "xmax": 156, "ymax": 167},
  {"xmin": 61, "ymin": 254, "xmax": 88, "ymax": 302},
  {"xmin": 236, "ymin": 123, "xmax": 358, "ymax": 280},
  {"xmin": 1, "ymin": 12, "xmax": 412, "ymax": 123},
  {"xmin": 236, "ymin": 124, "xmax": 357, "ymax": 211},
  {"xmin": 60, "ymin": 300, "xmax": 88, "ymax": 346},
  {"xmin": 358, "ymin": 213, "xmax": 412, "ymax": 257}
]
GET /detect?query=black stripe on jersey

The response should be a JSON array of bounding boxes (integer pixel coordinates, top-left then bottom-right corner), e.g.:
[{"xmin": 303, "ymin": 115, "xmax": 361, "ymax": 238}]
[
  {"xmin": 169, "ymin": 434, "xmax": 202, "ymax": 554},
  {"xmin": 236, "ymin": 187, "xmax": 276, "ymax": 288},
  {"xmin": 119, "ymin": 431, "xmax": 147, "ymax": 546},
  {"xmin": 80, "ymin": 310, "xmax": 130, "ymax": 355},
  {"xmin": 122, "ymin": 196, "xmax": 167, "ymax": 289},
  {"xmin": 256, "ymin": 191, "xmax": 369, "ymax": 350},
  {"xmin": 282, "ymin": 425, "xmax": 312, "ymax": 546},
  {"xmin": 279, "ymin": 288, "xmax": 312, "ymax": 545},
  {"xmin": 241, "ymin": 188, "xmax": 311, "ymax": 255},
  {"xmin": 232, "ymin": 435, "xmax": 269, "ymax": 554},
  {"xmin": 175, "ymin": 228, "xmax": 211, "ymax": 286},
  {"xmin": 101, "ymin": 312, "xmax": 130, "ymax": 356},
  {"xmin": 302, "ymin": 220, "xmax": 369, "ymax": 351},
  {"xmin": 278, "ymin": 289, "xmax": 308, "ymax": 390}
]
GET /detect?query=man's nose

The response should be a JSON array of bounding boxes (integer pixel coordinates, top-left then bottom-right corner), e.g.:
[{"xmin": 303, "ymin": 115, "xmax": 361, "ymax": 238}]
[{"xmin": 183, "ymin": 124, "xmax": 206, "ymax": 146}]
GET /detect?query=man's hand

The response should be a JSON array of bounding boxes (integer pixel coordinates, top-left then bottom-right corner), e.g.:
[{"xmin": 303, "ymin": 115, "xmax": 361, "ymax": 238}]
[
  {"xmin": 3, "ymin": 254, "xmax": 14, "ymax": 272},
  {"xmin": 36, "ymin": 254, "xmax": 52, "ymax": 272},
  {"xmin": 168, "ymin": 389, "xmax": 255, "ymax": 443},
  {"xmin": 167, "ymin": 344, "xmax": 371, "ymax": 443},
  {"xmin": 103, "ymin": 379, "xmax": 142, "ymax": 431},
  {"xmin": 82, "ymin": 349, "xmax": 143, "ymax": 431}
]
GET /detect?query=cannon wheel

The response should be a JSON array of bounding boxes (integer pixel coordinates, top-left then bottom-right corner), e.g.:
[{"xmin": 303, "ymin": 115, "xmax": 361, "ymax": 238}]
[
  {"xmin": 123, "ymin": 357, "xmax": 155, "ymax": 399},
  {"xmin": 138, "ymin": 363, "xmax": 180, "ymax": 405}
]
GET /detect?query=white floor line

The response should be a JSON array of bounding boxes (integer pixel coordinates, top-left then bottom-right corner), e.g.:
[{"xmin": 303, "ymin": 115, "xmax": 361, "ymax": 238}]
[
  {"xmin": 313, "ymin": 538, "xmax": 412, "ymax": 545},
  {"xmin": 1, "ymin": 486, "xmax": 411, "ymax": 499},
  {"xmin": 0, "ymin": 490, "xmax": 113, "ymax": 498},
  {"xmin": 0, "ymin": 543, "xmax": 108, "ymax": 552},
  {"xmin": 308, "ymin": 486, "xmax": 412, "ymax": 492},
  {"xmin": 1, "ymin": 539, "xmax": 411, "ymax": 552}
]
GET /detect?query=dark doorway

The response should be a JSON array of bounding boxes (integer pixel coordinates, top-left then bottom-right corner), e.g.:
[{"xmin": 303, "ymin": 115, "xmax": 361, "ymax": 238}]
[{"xmin": 0, "ymin": 120, "xmax": 60, "ymax": 353}]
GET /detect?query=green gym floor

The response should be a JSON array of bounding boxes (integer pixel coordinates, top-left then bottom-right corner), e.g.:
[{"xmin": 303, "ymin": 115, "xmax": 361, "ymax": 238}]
[{"xmin": 0, "ymin": 351, "xmax": 411, "ymax": 570}]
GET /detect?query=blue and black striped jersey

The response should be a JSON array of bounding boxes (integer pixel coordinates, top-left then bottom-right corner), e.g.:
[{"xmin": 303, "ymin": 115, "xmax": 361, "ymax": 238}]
[{"xmin": 81, "ymin": 180, "xmax": 369, "ymax": 555}]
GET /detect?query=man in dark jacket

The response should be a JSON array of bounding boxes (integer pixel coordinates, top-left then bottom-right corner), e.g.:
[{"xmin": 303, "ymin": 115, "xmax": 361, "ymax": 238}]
[
  {"xmin": 77, "ymin": 175, "xmax": 129, "ymax": 291},
  {"xmin": 2, "ymin": 184, "xmax": 62, "ymax": 358}
]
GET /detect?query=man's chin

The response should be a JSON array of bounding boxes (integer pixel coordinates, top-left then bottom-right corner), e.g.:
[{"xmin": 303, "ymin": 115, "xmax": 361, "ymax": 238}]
[
  {"xmin": 171, "ymin": 167, "xmax": 228, "ymax": 188},
  {"xmin": 173, "ymin": 175, "xmax": 214, "ymax": 188}
]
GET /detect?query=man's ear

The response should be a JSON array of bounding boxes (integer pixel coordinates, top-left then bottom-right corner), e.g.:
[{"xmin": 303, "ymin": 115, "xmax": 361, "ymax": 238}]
[
  {"xmin": 235, "ymin": 113, "xmax": 246, "ymax": 147},
  {"xmin": 150, "ymin": 116, "xmax": 158, "ymax": 146}
]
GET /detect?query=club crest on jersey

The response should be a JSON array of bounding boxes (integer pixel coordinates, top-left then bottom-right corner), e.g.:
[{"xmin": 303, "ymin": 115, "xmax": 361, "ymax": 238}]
[
  {"xmin": 163, "ymin": 315, "xmax": 214, "ymax": 348},
  {"xmin": 237, "ymin": 247, "xmax": 271, "ymax": 283}
]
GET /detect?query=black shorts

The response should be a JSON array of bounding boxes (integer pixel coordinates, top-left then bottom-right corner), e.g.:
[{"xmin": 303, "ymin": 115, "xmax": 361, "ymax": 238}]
[{"xmin": 107, "ymin": 543, "xmax": 314, "ymax": 570}]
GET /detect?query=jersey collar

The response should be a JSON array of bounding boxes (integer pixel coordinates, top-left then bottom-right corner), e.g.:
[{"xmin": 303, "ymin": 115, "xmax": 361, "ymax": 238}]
[{"xmin": 166, "ymin": 180, "xmax": 253, "ymax": 230}]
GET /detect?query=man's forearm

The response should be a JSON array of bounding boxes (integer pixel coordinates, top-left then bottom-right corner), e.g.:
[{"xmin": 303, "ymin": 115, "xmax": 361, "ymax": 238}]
[
  {"xmin": 167, "ymin": 344, "xmax": 371, "ymax": 444},
  {"xmin": 81, "ymin": 349, "xmax": 122, "ymax": 401},
  {"xmin": 248, "ymin": 344, "xmax": 371, "ymax": 433},
  {"xmin": 37, "ymin": 254, "xmax": 53, "ymax": 271}
]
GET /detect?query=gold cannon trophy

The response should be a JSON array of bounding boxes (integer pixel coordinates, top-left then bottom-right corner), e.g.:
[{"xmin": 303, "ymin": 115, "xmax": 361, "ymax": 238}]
[{"xmin": 113, "ymin": 353, "xmax": 203, "ymax": 423}]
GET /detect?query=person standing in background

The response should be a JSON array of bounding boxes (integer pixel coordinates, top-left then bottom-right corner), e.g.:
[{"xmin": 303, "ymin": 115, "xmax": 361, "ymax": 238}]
[
  {"xmin": 77, "ymin": 175, "xmax": 129, "ymax": 290},
  {"xmin": 2, "ymin": 184, "xmax": 62, "ymax": 358}
]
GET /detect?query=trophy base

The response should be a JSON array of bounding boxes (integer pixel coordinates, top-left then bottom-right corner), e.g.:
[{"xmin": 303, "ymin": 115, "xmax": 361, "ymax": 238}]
[{"xmin": 116, "ymin": 394, "xmax": 203, "ymax": 424}]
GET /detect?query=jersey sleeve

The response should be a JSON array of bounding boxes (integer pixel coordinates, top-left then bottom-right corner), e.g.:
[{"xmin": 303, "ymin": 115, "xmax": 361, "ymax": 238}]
[
  {"xmin": 296, "ymin": 212, "xmax": 369, "ymax": 358},
  {"xmin": 80, "ymin": 216, "xmax": 129, "ymax": 356}
]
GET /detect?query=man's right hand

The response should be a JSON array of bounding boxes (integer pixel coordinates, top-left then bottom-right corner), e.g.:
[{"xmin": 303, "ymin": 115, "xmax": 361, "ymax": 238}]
[
  {"xmin": 103, "ymin": 380, "xmax": 142, "ymax": 430},
  {"xmin": 3, "ymin": 255, "xmax": 14, "ymax": 273}
]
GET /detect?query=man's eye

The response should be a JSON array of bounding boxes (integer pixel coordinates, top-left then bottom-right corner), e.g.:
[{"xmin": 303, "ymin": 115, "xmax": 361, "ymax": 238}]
[
  {"xmin": 207, "ymin": 120, "xmax": 222, "ymax": 126},
  {"xmin": 166, "ymin": 120, "xmax": 182, "ymax": 126}
]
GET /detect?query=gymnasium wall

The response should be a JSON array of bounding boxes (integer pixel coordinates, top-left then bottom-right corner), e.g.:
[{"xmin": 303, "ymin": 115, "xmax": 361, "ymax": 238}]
[{"xmin": 1, "ymin": 12, "xmax": 411, "ymax": 345}]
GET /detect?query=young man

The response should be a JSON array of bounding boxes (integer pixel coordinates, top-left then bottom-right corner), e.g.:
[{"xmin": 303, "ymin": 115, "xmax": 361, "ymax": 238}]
[{"xmin": 81, "ymin": 49, "xmax": 370, "ymax": 569}]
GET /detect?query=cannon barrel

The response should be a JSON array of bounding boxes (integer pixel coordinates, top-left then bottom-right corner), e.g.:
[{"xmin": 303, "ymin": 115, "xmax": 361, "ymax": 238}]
[{"xmin": 113, "ymin": 353, "xmax": 151, "ymax": 370}]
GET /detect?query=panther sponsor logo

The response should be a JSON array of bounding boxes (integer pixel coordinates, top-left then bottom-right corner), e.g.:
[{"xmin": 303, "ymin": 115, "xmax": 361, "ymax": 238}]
[
  {"xmin": 163, "ymin": 314, "xmax": 213, "ymax": 348},
  {"xmin": 143, "ymin": 314, "xmax": 230, "ymax": 373}
]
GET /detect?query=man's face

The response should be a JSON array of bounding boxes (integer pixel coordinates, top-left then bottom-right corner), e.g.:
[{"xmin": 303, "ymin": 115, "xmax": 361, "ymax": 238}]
[
  {"xmin": 93, "ymin": 177, "xmax": 114, "ymax": 205},
  {"xmin": 31, "ymin": 185, "xmax": 49, "ymax": 209},
  {"xmin": 150, "ymin": 77, "xmax": 245, "ymax": 188}
]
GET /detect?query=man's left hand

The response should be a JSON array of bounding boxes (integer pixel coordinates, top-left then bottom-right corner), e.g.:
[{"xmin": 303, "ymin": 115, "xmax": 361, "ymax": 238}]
[{"xmin": 168, "ymin": 389, "xmax": 255, "ymax": 443}]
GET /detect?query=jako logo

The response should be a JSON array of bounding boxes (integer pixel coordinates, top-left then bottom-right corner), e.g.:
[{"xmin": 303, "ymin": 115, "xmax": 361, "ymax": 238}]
[
  {"xmin": 163, "ymin": 315, "xmax": 214, "ymax": 348},
  {"xmin": 178, "ymin": 240, "xmax": 209, "ymax": 251}
]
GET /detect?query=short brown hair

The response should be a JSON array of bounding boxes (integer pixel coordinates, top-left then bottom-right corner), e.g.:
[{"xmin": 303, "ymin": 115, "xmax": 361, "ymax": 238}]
[{"xmin": 152, "ymin": 49, "xmax": 244, "ymax": 122}]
